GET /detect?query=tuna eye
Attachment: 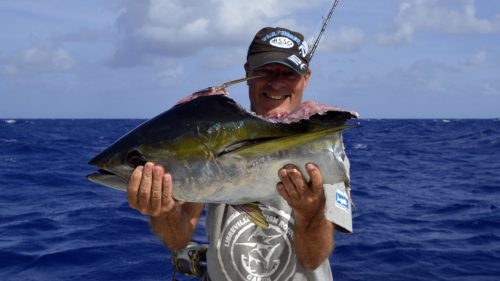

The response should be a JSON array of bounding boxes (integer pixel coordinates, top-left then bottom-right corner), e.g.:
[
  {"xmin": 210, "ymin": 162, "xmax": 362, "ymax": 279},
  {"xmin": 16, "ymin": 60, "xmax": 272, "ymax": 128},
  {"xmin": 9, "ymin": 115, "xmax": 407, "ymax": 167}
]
[{"xmin": 126, "ymin": 150, "xmax": 147, "ymax": 168}]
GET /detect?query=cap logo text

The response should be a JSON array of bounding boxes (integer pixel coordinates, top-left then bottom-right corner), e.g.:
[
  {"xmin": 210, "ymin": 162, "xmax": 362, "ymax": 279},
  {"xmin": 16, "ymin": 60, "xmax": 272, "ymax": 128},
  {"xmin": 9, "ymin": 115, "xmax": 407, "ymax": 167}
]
[
  {"xmin": 287, "ymin": 55, "xmax": 302, "ymax": 66},
  {"xmin": 299, "ymin": 41, "xmax": 309, "ymax": 58},
  {"xmin": 269, "ymin": 37, "xmax": 294, "ymax": 49}
]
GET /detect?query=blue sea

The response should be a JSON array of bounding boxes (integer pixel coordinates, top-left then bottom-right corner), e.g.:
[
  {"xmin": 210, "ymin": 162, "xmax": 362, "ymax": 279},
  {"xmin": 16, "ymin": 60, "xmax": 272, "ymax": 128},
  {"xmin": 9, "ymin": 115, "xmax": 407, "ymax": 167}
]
[{"xmin": 1, "ymin": 118, "xmax": 499, "ymax": 281}]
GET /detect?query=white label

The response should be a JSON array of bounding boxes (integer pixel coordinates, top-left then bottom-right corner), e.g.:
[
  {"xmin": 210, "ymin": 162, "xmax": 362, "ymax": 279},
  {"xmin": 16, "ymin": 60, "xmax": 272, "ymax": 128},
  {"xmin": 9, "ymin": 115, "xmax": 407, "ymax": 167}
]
[
  {"xmin": 269, "ymin": 37, "xmax": 294, "ymax": 48},
  {"xmin": 324, "ymin": 182, "xmax": 353, "ymax": 233}
]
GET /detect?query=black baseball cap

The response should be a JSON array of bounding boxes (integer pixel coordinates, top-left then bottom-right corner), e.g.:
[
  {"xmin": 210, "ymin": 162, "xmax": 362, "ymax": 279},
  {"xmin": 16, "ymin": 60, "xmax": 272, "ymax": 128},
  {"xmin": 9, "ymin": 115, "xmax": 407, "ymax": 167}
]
[{"xmin": 247, "ymin": 27, "xmax": 310, "ymax": 75}]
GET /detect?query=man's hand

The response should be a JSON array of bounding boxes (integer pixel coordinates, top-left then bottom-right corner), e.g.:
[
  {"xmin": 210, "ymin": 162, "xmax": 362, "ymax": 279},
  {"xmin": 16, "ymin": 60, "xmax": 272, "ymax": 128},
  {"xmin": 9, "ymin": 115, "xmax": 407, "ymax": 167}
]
[
  {"xmin": 127, "ymin": 162, "xmax": 177, "ymax": 218},
  {"xmin": 127, "ymin": 162, "xmax": 204, "ymax": 250},
  {"xmin": 276, "ymin": 163, "xmax": 325, "ymax": 224},
  {"xmin": 276, "ymin": 163, "xmax": 334, "ymax": 269}
]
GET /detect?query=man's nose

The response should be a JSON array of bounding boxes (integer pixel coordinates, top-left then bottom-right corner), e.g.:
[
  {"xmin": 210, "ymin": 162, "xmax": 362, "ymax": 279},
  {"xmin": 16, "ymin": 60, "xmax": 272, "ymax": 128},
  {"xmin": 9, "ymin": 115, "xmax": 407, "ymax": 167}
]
[{"xmin": 267, "ymin": 75, "xmax": 287, "ymax": 89}]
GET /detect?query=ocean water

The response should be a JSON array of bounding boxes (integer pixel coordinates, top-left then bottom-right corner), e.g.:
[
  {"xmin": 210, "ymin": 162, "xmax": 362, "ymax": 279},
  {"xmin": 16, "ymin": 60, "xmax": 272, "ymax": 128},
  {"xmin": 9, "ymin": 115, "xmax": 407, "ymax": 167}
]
[{"xmin": 1, "ymin": 118, "xmax": 499, "ymax": 281}]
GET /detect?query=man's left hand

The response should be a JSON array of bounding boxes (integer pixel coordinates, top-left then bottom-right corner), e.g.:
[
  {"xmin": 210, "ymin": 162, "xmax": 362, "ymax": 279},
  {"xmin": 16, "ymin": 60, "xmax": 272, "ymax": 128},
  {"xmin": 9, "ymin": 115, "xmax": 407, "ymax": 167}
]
[{"xmin": 276, "ymin": 163, "xmax": 325, "ymax": 224}]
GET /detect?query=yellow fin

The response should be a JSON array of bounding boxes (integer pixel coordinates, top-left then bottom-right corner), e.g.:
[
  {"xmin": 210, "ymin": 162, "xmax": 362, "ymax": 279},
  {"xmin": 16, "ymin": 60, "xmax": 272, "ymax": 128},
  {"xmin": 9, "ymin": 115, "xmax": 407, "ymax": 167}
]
[
  {"xmin": 227, "ymin": 125, "xmax": 353, "ymax": 159},
  {"xmin": 231, "ymin": 203, "xmax": 269, "ymax": 228}
]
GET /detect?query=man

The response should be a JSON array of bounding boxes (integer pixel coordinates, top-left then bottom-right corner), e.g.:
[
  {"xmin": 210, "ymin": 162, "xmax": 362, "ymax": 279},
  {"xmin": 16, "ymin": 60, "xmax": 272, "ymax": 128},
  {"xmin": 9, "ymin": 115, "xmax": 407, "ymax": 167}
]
[{"xmin": 127, "ymin": 27, "xmax": 352, "ymax": 281}]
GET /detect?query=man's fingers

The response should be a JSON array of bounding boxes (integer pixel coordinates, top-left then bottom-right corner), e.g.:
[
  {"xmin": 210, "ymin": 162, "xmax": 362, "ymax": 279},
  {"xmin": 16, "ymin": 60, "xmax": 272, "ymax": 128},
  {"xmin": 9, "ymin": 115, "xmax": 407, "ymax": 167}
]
[
  {"xmin": 126, "ymin": 162, "xmax": 176, "ymax": 218},
  {"xmin": 277, "ymin": 163, "xmax": 326, "ymax": 221},
  {"xmin": 287, "ymin": 168, "xmax": 307, "ymax": 194},
  {"xmin": 137, "ymin": 162, "xmax": 154, "ymax": 212},
  {"xmin": 278, "ymin": 167, "xmax": 302, "ymax": 200},
  {"xmin": 280, "ymin": 164, "xmax": 308, "ymax": 195},
  {"xmin": 127, "ymin": 166, "xmax": 143, "ymax": 209},
  {"xmin": 276, "ymin": 182, "xmax": 289, "ymax": 201},
  {"xmin": 161, "ymin": 173, "xmax": 175, "ymax": 213},
  {"xmin": 306, "ymin": 163, "xmax": 323, "ymax": 196},
  {"xmin": 150, "ymin": 165, "xmax": 164, "ymax": 215}
]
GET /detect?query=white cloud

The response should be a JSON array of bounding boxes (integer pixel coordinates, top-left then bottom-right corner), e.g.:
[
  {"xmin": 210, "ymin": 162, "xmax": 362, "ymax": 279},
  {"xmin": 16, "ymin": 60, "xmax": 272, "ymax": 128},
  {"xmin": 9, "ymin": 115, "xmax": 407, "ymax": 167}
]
[
  {"xmin": 155, "ymin": 62, "xmax": 184, "ymax": 85},
  {"xmin": 367, "ymin": 59, "xmax": 460, "ymax": 97},
  {"xmin": 54, "ymin": 30, "xmax": 106, "ymax": 44},
  {"xmin": 467, "ymin": 50, "xmax": 487, "ymax": 66},
  {"xmin": 213, "ymin": 0, "xmax": 322, "ymax": 34},
  {"xmin": 0, "ymin": 47, "xmax": 75, "ymax": 75},
  {"xmin": 110, "ymin": 0, "xmax": 324, "ymax": 66},
  {"xmin": 0, "ymin": 65, "xmax": 17, "ymax": 75},
  {"xmin": 321, "ymin": 26, "xmax": 366, "ymax": 53},
  {"xmin": 376, "ymin": 0, "xmax": 500, "ymax": 46},
  {"xmin": 481, "ymin": 81, "xmax": 499, "ymax": 96},
  {"xmin": 140, "ymin": 1, "xmax": 213, "ymax": 44}
]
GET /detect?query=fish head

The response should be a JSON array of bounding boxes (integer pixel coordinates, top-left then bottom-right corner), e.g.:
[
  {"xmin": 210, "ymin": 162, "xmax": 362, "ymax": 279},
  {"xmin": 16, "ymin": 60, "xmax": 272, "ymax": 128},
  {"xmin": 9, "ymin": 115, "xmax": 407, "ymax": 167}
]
[
  {"xmin": 86, "ymin": 113, "xmax": 188, "ymax": 191},
  {"xmin": 86, "ymin": 95, "xmax": 246, "ymax": 191},
  {"xmin": 87, "ymin": 131, "xmax": 150, "ymax": 191}
]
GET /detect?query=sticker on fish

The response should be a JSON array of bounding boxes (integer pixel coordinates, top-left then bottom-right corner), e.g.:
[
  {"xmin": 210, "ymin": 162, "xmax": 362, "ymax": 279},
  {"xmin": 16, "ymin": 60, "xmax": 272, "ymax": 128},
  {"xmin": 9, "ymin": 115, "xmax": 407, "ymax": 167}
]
[
  {"xmin": 335, "ymin": 187, "xmax": 349, "ymax": 211},
  {"xmin": 324, "ymin": 182, "xmax": 353, "ymax": 233}
]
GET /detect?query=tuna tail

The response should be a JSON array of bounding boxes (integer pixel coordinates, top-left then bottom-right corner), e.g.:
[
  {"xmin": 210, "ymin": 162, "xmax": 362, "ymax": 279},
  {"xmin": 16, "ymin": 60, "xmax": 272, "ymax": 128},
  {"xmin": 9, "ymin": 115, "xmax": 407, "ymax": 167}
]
[{"xmin": 232, "ymin": 203, "xmax": 269, "ymax": 228}]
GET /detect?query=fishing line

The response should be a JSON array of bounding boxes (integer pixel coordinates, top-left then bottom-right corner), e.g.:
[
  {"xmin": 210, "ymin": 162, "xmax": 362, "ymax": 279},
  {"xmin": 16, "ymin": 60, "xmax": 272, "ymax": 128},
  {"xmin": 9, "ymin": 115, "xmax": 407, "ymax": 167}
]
[{"xmin": 308, "ymin": 0, "xmax": 342, "ymax": 62}]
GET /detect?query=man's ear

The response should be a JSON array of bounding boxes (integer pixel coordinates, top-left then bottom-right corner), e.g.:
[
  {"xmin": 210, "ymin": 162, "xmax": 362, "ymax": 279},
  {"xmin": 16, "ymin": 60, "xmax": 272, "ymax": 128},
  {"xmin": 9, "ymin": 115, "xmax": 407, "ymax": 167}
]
[
  {"xmin": 244, "ymin": 63, "xmax": 251, "ymax": 84},
  {"xmin": 304, "ymin": 68, "xmax": 312, "ymax": 86}
]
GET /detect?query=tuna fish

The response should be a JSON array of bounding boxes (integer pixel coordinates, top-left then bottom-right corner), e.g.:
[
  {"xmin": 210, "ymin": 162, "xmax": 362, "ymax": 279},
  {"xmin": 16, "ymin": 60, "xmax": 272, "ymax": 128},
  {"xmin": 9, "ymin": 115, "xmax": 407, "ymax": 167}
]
[{"xmin": 87, "ymin": 86, "xmax": 357, "ymax": 227}]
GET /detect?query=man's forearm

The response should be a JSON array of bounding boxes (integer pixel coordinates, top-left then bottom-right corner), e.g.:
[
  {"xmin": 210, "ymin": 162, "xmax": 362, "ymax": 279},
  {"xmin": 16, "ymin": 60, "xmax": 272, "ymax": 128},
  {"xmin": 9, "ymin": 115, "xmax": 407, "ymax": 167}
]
[
  {"xmin": 294, "ymin": 212, "xmax": 335, "ymax": 269},
  {"xmin": 150, "ymin": 202, "xmax": 203, "ymax": 250}
]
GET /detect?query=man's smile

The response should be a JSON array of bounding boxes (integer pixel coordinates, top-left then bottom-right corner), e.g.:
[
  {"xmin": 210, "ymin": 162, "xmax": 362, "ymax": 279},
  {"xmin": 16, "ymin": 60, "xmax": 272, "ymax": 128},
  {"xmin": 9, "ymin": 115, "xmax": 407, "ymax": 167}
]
[{"xmin": 263, "ymin": 93, "xmax": 290, "ymax": 100}]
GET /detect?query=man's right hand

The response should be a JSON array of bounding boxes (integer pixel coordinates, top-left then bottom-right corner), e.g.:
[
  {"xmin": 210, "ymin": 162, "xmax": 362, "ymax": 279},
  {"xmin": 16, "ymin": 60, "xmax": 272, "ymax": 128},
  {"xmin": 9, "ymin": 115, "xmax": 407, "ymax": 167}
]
[
  {"xmin": 127, "ymin": 162, "xmax": 176, "ymax": 218},
  {"xmin": 127, "ymin": 162, "xmax": 204, "ymax": 250}
]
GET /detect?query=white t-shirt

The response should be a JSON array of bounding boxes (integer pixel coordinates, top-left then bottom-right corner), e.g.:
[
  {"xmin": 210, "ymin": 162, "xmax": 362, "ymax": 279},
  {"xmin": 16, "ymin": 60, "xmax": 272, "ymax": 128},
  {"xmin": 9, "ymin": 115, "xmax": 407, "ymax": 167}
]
[
  {"xmin": 201, "ymin": 140, "xmax": 352, "ymax": 280},
  {"xmin": 203, "ymin": 198, "xmax": 334, "ymax": 281}
]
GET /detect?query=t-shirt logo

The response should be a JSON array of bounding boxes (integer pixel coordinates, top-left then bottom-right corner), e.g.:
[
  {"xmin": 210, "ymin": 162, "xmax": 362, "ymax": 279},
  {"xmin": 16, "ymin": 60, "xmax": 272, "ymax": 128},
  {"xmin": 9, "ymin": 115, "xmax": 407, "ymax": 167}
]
[{"xmin": 217, "ymin": 206, "xmax": 296, "ymax": 281}]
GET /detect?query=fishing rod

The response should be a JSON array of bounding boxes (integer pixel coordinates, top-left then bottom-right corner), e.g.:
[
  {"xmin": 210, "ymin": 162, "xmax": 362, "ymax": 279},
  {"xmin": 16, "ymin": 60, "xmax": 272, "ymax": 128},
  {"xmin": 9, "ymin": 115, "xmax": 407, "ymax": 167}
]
[
  {"xmin": 308, "ymin": 0, "xmax": 342, "ymax": 62},
  {"xmin": 215, "ymin": 75, "xmax": 265, "ymax": 91}
]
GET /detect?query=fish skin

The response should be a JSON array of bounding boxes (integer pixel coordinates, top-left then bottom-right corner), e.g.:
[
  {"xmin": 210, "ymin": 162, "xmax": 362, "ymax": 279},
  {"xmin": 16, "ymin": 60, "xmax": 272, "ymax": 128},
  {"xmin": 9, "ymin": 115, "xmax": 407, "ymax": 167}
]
[{"xmin": 87, "ymin": 90, "xmax": 357, "ymax": 206}]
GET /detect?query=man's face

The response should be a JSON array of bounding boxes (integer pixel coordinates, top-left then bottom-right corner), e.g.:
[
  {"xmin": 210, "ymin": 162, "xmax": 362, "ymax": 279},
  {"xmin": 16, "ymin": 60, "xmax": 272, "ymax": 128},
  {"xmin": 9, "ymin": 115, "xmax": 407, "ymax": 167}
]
[{"xmin": 245, "ymin": 63, "xmax": 310, "ymax": 118}]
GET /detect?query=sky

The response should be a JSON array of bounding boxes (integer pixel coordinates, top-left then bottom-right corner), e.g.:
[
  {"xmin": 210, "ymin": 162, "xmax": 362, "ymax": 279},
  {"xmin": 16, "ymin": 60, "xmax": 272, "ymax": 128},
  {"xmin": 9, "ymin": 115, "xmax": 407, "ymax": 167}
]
[{"xmin": 0, "ymin": 0, "xmax": 499, "ymax": 119}]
